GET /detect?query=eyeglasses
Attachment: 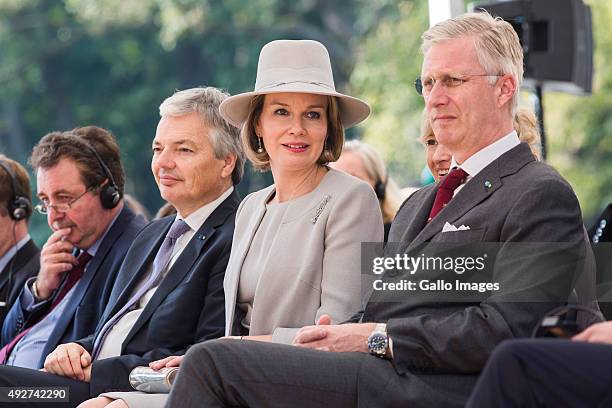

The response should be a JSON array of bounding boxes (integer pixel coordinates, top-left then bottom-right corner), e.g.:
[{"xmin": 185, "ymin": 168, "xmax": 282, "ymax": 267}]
[
  {"xmin": 414, "ymin": 74, "xmax": 501, "ymax": 96},
  {"xmin": 34, "ymin": 188, "xmax": 92, "ymax": 215}
]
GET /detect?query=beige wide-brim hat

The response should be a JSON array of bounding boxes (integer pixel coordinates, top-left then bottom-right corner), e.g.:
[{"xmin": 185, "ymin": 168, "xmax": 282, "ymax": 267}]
[{"xmin": 219, "ymin": 39, "xmax": 371, "ymax": 129}]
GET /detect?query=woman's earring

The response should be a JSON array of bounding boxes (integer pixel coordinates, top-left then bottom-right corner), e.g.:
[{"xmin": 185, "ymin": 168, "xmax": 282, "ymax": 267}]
[{"xmin": 257, "ymin": 136, "xmax": 264, "ymax": 153}]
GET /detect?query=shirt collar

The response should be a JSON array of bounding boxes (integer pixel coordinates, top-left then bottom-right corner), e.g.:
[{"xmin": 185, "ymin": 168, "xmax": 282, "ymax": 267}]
[
  {"xmin": 0, "ymin": 234, "xmax": 31, "ymax": 273},
  {"xmin": 451, "ymin": 130, "xmax": 520, "ymax": 177},
  {"xmin": 177, "ymin": 186, "xmax": 234, "ymax": 233}
]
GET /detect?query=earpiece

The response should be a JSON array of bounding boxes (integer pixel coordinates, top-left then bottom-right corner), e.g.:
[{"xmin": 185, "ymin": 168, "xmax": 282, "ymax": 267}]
[
  {"xmin": 0, "ymin": 161, "xmax": 32, "ymax": 221},
  {"xmin": 82, "ymin": 142, "xmax": 122, "ymax": 209}
]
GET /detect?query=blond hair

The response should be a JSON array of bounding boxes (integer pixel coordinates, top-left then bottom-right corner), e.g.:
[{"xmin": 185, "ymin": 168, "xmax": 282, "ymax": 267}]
[
  {"xmin": 342, "ymin": 140, "xmax": 401, "ymax": 224},
  {"xmin": 514, "ymin": 108, "xmax": 542, "ymax": 160},
  {"xmin": 240, "ymin": 95, "xmax": 344, "ymax": 172},
  {"xmin": 420, "ymin": 109, "xmax": 434, "ymax": 144},
  {"xmin": 422, "ymin": 11, "xmax": 523, "ymax": 115},
  {"xmin": 159, "ymin": 87, "xmax": 245, "ymax": 185}
]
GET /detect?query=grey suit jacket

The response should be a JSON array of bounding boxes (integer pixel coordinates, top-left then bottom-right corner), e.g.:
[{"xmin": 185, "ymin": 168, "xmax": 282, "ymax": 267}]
[
  {"xmin": 358, "ymin": 143, "xmax": 588, "ymax": 406},
  {"xmin": 225, "ymin": 168, "xmax": 384, "ymax": 343}
]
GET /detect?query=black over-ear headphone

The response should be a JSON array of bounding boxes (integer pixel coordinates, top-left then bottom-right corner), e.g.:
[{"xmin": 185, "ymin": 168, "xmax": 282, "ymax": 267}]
[
  {"xmin": 82, "ymin": 142, "xmax": 122, "ymax": 209},
  {"xmin": 374, "ymin": 174, "xmax": 387, "ymax": 201},
  {"xmin": 0, "ymin": 160, "xmax": 32, "ymax": 221}
]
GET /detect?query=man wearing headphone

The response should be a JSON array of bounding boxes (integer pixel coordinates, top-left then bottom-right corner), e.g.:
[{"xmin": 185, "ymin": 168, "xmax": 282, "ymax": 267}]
[
  {"xmin": 0, "ymin": 155, "xmax": 39, "ymax": 328},
  {"xmin": 0, "ymin": 126, "xmax": 146, "ymax": 370}
]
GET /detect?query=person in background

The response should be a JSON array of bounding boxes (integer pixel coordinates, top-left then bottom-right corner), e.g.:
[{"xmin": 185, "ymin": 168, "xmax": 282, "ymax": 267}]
[
  {"xmin": 513, "ymin": 107, "xmax": 542, "ymax": 161},
  {"xmin": 466, "ymin": 320, "xmax": 612, "ymax": 407},
  {"xmin": 154, "ymin": 202, "xmax": 176, "ymax": 219},
  {"xmin": 123, "ymin": 194, "xmax": 150, "ymax": 222},
  {"xmin": 420, "ymin": 111, "xmax": 452, "ymax": 182},
  {"xmin": 0, "ymin": 155, "xmax": 39, "ymax": 328},
  {"xmin": 330, "ymin": 139, "xmax": 401, "ymax": 240}
]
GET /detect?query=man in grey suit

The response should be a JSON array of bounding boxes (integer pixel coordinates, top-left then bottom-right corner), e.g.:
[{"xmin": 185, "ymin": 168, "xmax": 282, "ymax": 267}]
[{"xmin": 167, "ymin": 12, "xmax": 589, "ymax": 407}]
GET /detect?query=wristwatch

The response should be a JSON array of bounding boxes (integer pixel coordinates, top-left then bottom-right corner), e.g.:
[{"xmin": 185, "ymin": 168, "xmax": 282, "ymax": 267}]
[{"xmin": 367, "ymin": 323, "xmax": 389, "ymax": 358}]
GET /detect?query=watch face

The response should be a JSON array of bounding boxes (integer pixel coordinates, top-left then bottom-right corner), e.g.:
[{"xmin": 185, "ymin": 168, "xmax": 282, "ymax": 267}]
[{"xmin": 368, "ymin": 333, "xmax": 388, "ymax": 355}]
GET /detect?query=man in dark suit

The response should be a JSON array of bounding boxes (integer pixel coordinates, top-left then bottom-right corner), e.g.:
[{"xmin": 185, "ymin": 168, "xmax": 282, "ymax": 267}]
[
  {"xmin": 165, "ymin": 12, "xmax": 589, "ymax": 408},
  {"xmin": 467, "ymin": 320, "xmax": 612, "ymax": 407},
  {"xmin": 0, "ymin": 127, "xmax": 145, "ymax": 370},
  {"xmin": 0, "ymin": 86, "xmax": 245, "ymax": 406},
  {"xmin": 0, "ymin": 155, "xmax": 39, "ymax": 328},
  {"xmin": 590, "ymin": 203, "xmax": 612, "ymax": 318}
]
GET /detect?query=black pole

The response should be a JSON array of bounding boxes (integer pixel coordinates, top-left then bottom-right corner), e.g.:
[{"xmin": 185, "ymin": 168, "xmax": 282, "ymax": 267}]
[{"xmin": 534, "ymin": 84, "xmax": 546, "ymax": 160}]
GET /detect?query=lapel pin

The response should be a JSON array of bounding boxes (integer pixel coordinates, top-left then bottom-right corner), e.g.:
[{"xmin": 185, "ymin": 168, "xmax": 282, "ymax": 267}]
[
  {"xmin": 198, "ymin": 235, "xmax": 206, "ymax": 240},
  {"xmin": 312, "ymin": 195, "xmax": 332, "ymax": 224},
  {"xmin": 484, "ymin": 181, "xmax": 492, "ymax": 189}
]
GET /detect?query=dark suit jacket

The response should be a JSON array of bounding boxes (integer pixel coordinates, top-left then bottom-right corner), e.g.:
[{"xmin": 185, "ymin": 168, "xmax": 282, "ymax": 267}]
[
  {"xmin": 1, "ymin": 205, "xmax": 146, "ymax": 368},
  {"xmin": 78, "ymin": 191, "xmax": 239, "ymax": 396},
  {"xmin": 0, "ymin": 239, "xmax": 40, "ymax": 328},
  {"xmin": 589, "ymin": 203, "xmax": 612, "ymax": 318},
  {"xmin": 356, "ymin": 143, "xmax": 588, "ymax": 407}
]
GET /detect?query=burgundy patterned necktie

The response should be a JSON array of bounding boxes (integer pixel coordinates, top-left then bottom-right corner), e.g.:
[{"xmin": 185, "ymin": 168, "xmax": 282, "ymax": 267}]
[
  {"xmin": 428, "ymin": 167, "xmax": 468, "ymax": 222},
  {"xmin": 0, "ymin": 251, "xmax": 93, "ymax": 364}
]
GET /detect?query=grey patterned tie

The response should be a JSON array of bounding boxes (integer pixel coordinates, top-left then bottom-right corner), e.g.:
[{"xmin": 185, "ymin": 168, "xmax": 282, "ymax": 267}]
[{"xmin": 92, "ymin": 218, "xmax": 191, "ymax": 359}]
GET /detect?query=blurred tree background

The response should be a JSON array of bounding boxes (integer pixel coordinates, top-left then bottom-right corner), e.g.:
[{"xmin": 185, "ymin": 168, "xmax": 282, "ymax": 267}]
[{"xmin": 0, "ymin": 0, "xmax": 609, "ymax": 245}]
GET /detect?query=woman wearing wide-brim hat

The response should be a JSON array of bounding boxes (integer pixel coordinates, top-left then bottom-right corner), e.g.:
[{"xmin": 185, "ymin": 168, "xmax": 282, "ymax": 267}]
[
  {"xmin": 84, "ymin": 39, "xmax": 383, "ymax": 408},
  {"xmin": 216, "ymin": 39, "xmax": 383, "ymax": 345}
]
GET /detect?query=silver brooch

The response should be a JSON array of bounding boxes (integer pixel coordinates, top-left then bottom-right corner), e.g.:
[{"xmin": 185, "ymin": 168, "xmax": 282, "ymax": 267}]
[{"xmin": 312, "ymin": 195, "xmax": 332, "ymax": 224}]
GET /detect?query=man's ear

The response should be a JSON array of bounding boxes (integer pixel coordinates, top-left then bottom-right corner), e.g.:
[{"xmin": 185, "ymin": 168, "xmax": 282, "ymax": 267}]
[
  {"xmin": 221, "ymin": 153, "xmax": 237, "ymax": 180},
  {"xmin": 496, "ymin": 74, "xmax": 517, "ymax": 110}
]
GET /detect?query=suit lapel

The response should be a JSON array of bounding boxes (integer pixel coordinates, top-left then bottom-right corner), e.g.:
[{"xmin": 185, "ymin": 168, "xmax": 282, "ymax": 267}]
[
  {"xmin": 123, "ymin": 191, "xmax": 240, "ymax": 346},
  {"xmin": 398, "ymin": 185, "xmax": 438, "ymax": 245},
  {"xmin": 102, "ymin": 220, "xmax": 169, "ymax": 322}
]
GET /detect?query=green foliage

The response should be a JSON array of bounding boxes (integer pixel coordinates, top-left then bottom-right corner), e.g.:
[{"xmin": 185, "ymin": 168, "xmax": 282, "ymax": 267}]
[{"xmin": 350, "ymin": 1, "xmax": 429, "ymax": 187}]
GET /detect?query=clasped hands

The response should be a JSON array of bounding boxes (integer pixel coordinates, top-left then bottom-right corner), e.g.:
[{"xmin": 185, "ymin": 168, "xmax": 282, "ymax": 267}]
[
  {"xmin": 43, "ymin": 343, "xmax": 92, "ymax": 382},
  {"xmin": 292, "ymin": 314, "xmax": 375, "ymax": 353}
]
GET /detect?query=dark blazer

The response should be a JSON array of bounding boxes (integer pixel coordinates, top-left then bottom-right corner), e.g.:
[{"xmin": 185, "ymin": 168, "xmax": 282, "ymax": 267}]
[
  {"xmin": 78, "ymin": 191, "xmax": 239, "ymax": 396},
  {"xmin": 589, "ymin": 203, "xmax": 612, "ymax": 318},
  {"xmin": 1, "ymin": 205, "xmax": 146, "ymax": 368},
  {"xmin": 0, "ymin": 239, "xmax": 40, "ymax": 328},
  {"xmin": 356, "ymin": 143, "xmax": 588, "ymax": 407}
]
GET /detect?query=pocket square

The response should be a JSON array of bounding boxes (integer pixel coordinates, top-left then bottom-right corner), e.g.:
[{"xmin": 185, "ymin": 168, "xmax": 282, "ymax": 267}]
[{"xmin": 442, "ymin": 222, "xmax": 471, "ymax": 232}]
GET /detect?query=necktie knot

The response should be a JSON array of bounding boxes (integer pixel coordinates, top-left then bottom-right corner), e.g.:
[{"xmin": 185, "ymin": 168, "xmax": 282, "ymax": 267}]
[
  {"xmin": 166, "ymin": 219, "xmax": 191, "ymax": 240},
  {"xmin": 428, "ymin": 167, "xmax": 468, "ymax": 222},
  {"xmin": 76, "ymin": 251, "xmax": 93, "ymax": 267},
  {"xmin": 439, "ymin": 167, "xmax": 468, "ymax": 191}
]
